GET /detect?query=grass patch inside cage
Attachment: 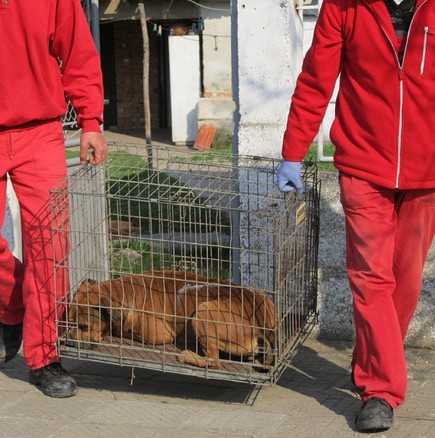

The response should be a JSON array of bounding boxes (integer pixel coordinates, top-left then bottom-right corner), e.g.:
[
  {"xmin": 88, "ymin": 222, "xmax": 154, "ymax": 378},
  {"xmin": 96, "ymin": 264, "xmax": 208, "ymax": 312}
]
[
  {"xmin": 106, "ymin": 149, "xmax": 231, "ymax": 235},
  {"xmin": 106, "ymin": 149, "xmax": 233, "ymax": 277},
  {"xmin": 110, "ymin": 239, "xmax": 232, "ymax": 279}
]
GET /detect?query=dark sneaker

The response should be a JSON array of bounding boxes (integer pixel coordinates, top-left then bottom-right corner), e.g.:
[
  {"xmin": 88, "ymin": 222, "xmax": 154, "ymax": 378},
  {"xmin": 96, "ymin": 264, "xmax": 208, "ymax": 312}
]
[
  {"xmin": 29, "ymin": 362, "xmax": 78, "ymax": 398},
  {"xmin": 0, "ymin": 322, "xmax": 23, "ymax": 363},
  {"xmin": 355, "ymin": 397, "xmax": 394, "ymax": 432}
]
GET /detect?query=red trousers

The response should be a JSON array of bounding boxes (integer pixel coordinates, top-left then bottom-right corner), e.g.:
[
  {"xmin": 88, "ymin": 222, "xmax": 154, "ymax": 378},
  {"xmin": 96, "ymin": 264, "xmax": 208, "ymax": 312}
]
[
  {"xmin": 339, "ymin": 174, "xmax": 435, "ymax": 409},
  {"xmin": 0, "ymin": 121, "xmax": 68, "ymax": 370}
]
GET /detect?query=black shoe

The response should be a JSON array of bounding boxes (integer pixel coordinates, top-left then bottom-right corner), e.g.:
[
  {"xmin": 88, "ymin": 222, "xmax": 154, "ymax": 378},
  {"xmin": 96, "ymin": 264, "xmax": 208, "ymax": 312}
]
[
  {"xmin": 355, "ymin": 397, "xmax": 394, "ymax": 432},
  {"xmin": 0, "ymin": 322, "xmax": 23, "ymax": 363},
  {"xmin": 29, "ymin": 362, "xmax": 78, "ymax": 398}
]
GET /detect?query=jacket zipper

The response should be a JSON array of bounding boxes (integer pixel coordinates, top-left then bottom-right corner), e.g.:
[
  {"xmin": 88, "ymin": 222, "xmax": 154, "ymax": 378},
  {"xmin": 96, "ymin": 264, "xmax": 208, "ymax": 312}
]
[
  {"xmin": 420, "ymin": 26, "xmax": 434, "ymax": 75},
  {"xmin": 373, "ymin": 0, "xmax": 428, "ymax": 187},
  {"xmin": 397, "ymin": 73, "xmax": 404, "ymax": 188},
  {"xmin": 376, "ymin": 25, "xmax": 404, "ymax": 188}
]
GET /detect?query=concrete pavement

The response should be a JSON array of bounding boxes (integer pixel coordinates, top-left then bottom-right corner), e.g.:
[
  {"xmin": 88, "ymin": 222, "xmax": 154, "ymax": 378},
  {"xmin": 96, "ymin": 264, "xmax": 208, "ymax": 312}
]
[{"xmin": 1, "ymin": 336, "xmax": 434, "ymax": 437}]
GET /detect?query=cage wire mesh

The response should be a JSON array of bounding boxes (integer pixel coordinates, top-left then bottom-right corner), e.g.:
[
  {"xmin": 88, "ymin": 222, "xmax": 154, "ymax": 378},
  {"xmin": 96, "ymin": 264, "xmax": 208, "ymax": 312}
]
[
  {"xmin": 62, "ymin": 101, "xmax": 80, "ymax": 144},
  {"xmin": 50, "ymin": 143, "xmax": 320, "ymax": 385}
]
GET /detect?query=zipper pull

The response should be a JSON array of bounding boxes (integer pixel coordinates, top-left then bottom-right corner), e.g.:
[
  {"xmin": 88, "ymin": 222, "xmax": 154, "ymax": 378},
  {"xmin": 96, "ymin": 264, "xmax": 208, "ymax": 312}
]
[
  {"xmin": 398, "ymin": 68, "xmax": 405, "ymax": 81},
  {"xmin": 421, "ymin": 27, "xmax": 431, "ymax": 75}
]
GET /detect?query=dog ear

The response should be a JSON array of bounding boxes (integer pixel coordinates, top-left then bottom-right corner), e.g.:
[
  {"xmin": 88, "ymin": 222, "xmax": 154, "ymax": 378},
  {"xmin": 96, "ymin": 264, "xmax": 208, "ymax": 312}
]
[
  {"xmin": 76, "ymin": 279, "xmax": 98, "ymax": 297},
  {"xmin": 75, "ymin": 279, "xmax": 104, "ymax": 308},
  {"xmin": 99, "ymin": 293, "xmax": 111, "ymax": 309},
  {"xmin": 78, "ymin": 278, "xmax": 97, "ymax": 289},
  {"xmin": 68, "ymin": 302, "xmax": 77, "ymax": 322},
  {"xmin": 99, "ymin": 286, "xmax": 123, "ymax": 322}
]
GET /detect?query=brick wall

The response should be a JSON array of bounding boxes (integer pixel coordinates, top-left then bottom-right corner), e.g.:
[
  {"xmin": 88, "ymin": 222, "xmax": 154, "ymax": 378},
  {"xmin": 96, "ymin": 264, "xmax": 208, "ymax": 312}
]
[{"xmin": 113, "ymin": 20, "xmax": 161, "ymax": 131}]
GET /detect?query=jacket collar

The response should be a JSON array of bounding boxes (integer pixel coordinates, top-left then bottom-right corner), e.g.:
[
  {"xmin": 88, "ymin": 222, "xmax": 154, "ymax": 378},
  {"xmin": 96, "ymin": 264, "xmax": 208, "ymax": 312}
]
[{"xmin": 360, "ymin": 0, "xmax": 429, "ymax": 47}]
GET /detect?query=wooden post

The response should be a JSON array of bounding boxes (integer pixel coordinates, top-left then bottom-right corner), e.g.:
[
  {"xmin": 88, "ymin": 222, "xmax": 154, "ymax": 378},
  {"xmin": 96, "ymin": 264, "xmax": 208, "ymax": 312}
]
[{"xmin": 137, "ymin": 2, "xmax": 153, "ymax": 167}]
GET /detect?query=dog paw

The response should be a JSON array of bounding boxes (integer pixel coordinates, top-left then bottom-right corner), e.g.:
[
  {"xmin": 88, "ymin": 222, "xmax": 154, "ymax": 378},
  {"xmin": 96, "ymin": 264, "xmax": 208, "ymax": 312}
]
[
  {"xmin": 253, "ymin": 360, "xmax": 273, "ymax": 373},
  {"xmin": 176, "ymin": 350, "xmax": 189, "ymax": 363}
]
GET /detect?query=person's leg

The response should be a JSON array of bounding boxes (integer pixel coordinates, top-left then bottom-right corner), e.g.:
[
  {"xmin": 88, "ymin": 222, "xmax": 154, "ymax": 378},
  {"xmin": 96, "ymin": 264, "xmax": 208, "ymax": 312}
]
[
  {"xmin": 5, "ymin": 123, "xmax": 71, "ymax": 362},
  {"xmin": 8, "ymin": 122, "xmax": 69, "ymax": 370},
  {"xmin": 0, "ymin": 134, "xmax": 25, "ymax": 363},
  {"xmin": 392, "ymin": 189, "xmax": 435, "ymax": 340},
  {"xmin": 339, "ymin": 174, "xmax": 405, "ymax": 411},
  {"xmin": 9, "ymin": 122, "xmax": 76, "ymax": 398}
]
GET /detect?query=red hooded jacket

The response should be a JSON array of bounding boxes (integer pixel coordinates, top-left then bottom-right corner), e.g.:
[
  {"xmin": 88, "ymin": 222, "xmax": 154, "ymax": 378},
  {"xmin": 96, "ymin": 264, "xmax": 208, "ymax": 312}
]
[
  {"xmin": 282, "ymin": 0, "xmax": 435, "ymax": 189},
  {"xmin": 0, "ymin": 0, "xmax": 104, "ymax": 132}
]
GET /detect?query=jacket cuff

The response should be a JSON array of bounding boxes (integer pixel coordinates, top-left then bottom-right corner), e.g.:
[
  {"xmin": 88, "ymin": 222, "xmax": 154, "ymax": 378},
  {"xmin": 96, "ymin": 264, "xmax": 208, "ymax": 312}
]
[
  {"xmin": 80, "ymin": 118, "xmax": 103, "ymax": 133},
  {"xmin": 282, "ymin": 152, "xmax": 305, "ymax": 162}
]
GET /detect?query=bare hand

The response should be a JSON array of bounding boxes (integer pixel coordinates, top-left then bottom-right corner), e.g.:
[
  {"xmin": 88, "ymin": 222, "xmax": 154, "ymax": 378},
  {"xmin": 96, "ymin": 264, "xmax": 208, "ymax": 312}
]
[{"xmin": 79, "ymin": 131, "xmax": 108, "ymax": 165}]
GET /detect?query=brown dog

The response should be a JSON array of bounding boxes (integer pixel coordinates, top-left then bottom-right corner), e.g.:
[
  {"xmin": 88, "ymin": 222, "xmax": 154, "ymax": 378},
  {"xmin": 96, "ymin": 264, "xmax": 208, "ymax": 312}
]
[{"xmin": 68, "ymin": 270, "xmax": 275, "ymax": 369}]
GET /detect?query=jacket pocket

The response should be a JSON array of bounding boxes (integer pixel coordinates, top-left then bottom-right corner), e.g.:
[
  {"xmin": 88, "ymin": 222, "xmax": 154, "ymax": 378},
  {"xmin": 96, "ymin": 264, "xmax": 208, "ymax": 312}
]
[{"xmin": 420, "ymin": 26, "xmax": 435, "ymax": 75}]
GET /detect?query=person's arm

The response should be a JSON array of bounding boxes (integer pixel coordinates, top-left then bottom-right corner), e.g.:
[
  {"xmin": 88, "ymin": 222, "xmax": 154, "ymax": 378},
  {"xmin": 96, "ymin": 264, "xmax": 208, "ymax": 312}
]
[
  {"xmin": 282, "ymin": 0, "xmax": 344, "ymax": 162},
  {"xmin": 51, "ymin": 0, "xmax": 107, "ymax": 164},
  {"xmin": 277, "ymin": 0, "xmax": 344, "ymax": 193}
]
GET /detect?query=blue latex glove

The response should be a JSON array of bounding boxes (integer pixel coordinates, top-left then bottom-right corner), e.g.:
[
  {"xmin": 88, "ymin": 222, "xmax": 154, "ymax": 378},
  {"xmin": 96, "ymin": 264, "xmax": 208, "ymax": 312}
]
[{"xmin": 277, "ymin": 160, "xmax": 304, "ymax": 193}]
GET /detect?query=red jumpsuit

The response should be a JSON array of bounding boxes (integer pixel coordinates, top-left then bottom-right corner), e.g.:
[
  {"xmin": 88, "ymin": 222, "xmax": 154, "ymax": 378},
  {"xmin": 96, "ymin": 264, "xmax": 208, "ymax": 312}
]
[
  {"xmin": 282, "ymin": 0, "xmax": 435, "ymax": 408},
  {"xmin": 0, "ymin": 0, "xmax": 104, "ymax": 369}
]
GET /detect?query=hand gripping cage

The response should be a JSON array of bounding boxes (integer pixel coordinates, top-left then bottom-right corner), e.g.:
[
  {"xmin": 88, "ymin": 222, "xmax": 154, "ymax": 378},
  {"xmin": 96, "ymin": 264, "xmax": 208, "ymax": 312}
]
[{"xmin": 50, "ymin": 144, "xmax": 320, "ymax": 385}]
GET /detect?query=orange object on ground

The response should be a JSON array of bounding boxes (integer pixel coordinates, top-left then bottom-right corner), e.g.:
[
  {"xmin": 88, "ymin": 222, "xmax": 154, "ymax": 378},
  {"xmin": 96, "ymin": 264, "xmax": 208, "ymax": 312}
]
[{"xmin": 193, "ymin": 125, "xmax": 217, "ymax": 150}]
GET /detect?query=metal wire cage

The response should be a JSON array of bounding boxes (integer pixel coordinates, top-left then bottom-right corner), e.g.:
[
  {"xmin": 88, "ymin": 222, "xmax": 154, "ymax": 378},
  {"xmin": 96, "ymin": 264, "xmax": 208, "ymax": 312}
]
[{"xmin": 50, "ymin": 143, "xmax": 320, "ymax": 385}]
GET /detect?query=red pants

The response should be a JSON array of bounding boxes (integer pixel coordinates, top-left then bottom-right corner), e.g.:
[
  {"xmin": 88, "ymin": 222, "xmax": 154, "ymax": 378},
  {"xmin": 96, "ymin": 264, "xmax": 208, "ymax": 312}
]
[
  {"xmin": 340, "ymin": 174, "xmax": 435, "ymax": 409},
  {"xmin": 0, "ymin": 121, "xmax": 68, "ymax": 369}
]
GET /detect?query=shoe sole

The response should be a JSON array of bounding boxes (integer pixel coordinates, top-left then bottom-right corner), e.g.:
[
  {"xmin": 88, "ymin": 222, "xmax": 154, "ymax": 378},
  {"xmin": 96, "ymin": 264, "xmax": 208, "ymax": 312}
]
[
  {"xmin": 40, "ymin": 386, "xmax": 78, "ymax": 398},
  {"xmin": 30, "ymin": 381, "xmax": 78, "ymax": 398},
  {"xmin": 356, "ymin": 417, "xmax": 393, "ymax": 432}
]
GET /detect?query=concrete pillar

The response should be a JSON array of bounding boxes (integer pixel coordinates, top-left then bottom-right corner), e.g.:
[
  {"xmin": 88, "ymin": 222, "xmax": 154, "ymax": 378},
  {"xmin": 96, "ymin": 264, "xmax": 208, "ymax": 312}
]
[
  {"xmin": 229, "ymin": 1, "xmax": 305, "ymax": 292},
  {"xmin": 231, "ymin": 0, "xmax": 302, "ymax": 158}
]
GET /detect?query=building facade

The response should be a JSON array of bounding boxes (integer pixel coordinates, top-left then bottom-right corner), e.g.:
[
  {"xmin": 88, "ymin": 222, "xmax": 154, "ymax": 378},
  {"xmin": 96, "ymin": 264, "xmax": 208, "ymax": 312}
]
[{"xmin": 99, "ymin": 0, "xmax": 233, "ymax": 144}]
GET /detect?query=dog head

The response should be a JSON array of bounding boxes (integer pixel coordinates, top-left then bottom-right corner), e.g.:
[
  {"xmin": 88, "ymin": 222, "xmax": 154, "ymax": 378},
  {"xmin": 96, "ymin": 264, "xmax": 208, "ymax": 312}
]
[{"xmin": 67, "ymin": 279, "xmax": 111, "ymax": 347}]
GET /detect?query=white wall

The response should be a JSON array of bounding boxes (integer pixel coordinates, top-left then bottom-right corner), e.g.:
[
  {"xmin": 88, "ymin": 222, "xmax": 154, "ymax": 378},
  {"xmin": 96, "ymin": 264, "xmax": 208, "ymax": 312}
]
[
  {"xmin": 201, "ymin": 3, "xmax": 232, "ymax": 95},
  {"xmin": 168, "ymin": 35, "xmax": 201, "ymax": 144},
  {"xmin": 198, "ymin": 2, "xmax": 234, "ymax": 130}
]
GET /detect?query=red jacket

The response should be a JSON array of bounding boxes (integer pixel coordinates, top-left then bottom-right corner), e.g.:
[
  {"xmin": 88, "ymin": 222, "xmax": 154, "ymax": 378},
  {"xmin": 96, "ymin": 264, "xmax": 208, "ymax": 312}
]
[
  {"xmin": 0, "ymin": 0, "xmax": 104, "ymax": 132},
  {"xmin": 282, "ymin": 0, "xmax": 435, "ymax": 189}
]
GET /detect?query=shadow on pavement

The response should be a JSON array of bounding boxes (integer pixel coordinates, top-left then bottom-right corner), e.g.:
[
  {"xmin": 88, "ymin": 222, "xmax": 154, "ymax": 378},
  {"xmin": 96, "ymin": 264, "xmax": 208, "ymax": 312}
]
[{"xmin": 277, "ymin": 343, "xmax": 361, "ymax": 429}]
